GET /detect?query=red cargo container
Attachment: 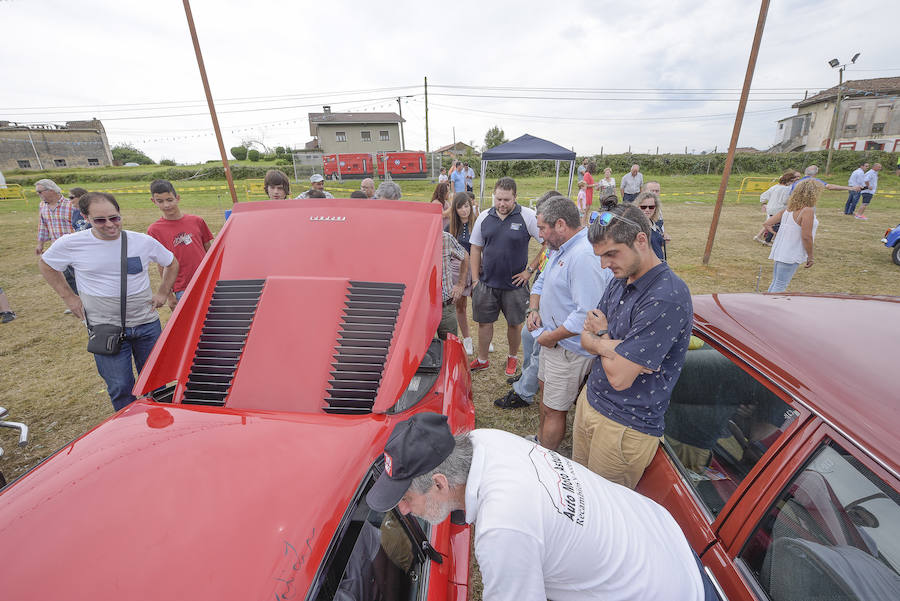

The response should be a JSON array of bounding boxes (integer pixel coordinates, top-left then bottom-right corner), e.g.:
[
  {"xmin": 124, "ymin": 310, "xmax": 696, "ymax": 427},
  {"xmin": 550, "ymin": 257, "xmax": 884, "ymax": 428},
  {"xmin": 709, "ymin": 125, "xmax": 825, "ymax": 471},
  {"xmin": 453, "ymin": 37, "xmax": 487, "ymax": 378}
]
[
  {"xmin": 322, "ymin": 153, "xmax": 373, "ymax": 179},
  {"xmin": 375, "ymin": 151, "xmax": 427, "ymax": 179}
]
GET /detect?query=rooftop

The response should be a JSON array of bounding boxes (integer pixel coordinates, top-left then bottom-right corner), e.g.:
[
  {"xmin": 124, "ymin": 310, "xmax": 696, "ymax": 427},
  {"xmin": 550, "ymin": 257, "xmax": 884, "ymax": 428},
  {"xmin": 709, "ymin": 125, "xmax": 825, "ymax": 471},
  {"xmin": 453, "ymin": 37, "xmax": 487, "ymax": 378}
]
[{"xmin": 793, "ymin": 76, "xmax": 900, "ymax": 108}]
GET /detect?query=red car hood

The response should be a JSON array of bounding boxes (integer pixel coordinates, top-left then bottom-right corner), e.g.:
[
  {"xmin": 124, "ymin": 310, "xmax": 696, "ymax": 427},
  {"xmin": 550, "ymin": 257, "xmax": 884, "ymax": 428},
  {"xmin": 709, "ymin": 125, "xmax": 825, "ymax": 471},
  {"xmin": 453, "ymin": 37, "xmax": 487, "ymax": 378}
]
[{"xmin": 0, "ymin": 402, "xmax": 394, "ymax": 600}]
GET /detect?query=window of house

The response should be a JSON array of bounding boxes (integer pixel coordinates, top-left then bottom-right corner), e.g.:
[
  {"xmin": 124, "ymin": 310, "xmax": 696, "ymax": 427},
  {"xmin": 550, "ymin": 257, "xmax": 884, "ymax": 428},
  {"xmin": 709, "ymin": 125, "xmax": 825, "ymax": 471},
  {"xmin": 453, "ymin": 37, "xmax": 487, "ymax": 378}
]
[
  {"xmin": 311, "ymin": 464, "xmax": 436, "ymax": 601},
  {"xmin": 379, "ymin": 130, "xmax": 390, "ymax": 142},
  {"xmin": 87, "ymin": 158, "xmax": 100, "ymax": 166},
  {"xmin": 662, "ymin": 343, "xmax": 800, "ymax": 517},
  {"xmin": 872, "ymin": 105, "xmax": 891, "ymax": 134},
  {"xmin": 54, "ymin": 159, "xmax": 67, "ymax": 167},
  {"xmin": 739, "ymin": 441, "xmax": 900, "ymax": 601},
  {"xmin": 778, "ymin": 123, "xmax": 784, "ymax": 130},
  {"xmin": 17, "ymin": 160, "xmax": 31, "ymax": 169},
  {"xmin": 335, "ymin": 131, "xmax": 347, "ymax": 143},
  {"xmin": 361, "ymin": 131, "xmax": 371, "ymax": 142},
  {"xmin": 843, "ymin": 107, "xmax": 861, "ymax": 133},
  {"xmin": 864, "ymin": 141, "xmax": 885, "ymax": 151}
]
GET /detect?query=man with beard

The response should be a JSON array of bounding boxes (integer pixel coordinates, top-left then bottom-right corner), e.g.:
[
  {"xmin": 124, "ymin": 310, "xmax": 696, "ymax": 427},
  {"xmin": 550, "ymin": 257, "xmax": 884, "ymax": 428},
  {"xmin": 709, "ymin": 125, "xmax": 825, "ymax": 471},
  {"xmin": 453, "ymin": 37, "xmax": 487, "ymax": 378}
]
[
  {"xmin": 366, "ymin": 413, "xmax": 710, "ymax": 601},
  {"xmin": 574, "ymin": 204, "xmax": 692, "ymax": 489}
]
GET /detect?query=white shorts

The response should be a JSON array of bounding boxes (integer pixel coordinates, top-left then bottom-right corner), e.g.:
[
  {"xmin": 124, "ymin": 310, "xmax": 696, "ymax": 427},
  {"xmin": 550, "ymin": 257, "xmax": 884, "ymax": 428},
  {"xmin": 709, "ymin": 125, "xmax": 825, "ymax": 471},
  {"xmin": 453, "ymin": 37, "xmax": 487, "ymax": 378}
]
[{"xmin": 538, "ymin": 345, "xmax": 595, "ymax": 411}]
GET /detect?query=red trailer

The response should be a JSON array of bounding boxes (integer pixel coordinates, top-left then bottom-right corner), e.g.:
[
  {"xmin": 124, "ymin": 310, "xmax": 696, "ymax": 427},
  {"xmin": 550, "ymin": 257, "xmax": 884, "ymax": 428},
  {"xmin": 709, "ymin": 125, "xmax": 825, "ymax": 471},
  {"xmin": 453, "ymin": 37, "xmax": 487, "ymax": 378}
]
[
  {"xmin": 375, "ymin": 151, "xmax": 427, "ymax": 179},
  {"xmin": 322, "ymin": 153, "xmax": 373, "ymax": 179}
]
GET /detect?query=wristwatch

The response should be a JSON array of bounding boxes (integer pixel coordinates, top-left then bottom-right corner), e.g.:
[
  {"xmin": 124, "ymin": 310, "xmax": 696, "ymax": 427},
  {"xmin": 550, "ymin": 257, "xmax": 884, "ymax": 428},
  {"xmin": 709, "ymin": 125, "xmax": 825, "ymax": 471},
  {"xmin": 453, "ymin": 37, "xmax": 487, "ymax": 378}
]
[
  {"xmin": 526, "ymin": 266, "xmax": 535, "ymax": 274},
  {"xmin": 593, "ymin": 329, "xmax": 608, "ymax": 337}
]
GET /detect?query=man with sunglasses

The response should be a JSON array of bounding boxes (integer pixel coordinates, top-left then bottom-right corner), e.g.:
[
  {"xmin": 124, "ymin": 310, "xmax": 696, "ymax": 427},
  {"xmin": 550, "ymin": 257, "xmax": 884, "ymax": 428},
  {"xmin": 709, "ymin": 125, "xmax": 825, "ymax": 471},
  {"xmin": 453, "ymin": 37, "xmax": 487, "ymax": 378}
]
[
  {"xmin": 573, "ymin": 204, "xmax": 692, "ymax": 489},
  {"xmin": 39, "ymin": 192, "xmax": 179, "ymax": 411}
]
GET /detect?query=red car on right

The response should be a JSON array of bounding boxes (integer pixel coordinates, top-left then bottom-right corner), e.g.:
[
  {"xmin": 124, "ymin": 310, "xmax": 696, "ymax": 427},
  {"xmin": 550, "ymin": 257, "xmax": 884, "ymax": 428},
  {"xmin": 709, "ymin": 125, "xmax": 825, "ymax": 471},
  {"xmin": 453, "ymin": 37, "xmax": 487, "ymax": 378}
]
[{"xmin": 636, "ymin": 293, "xmax": 900, "ymax": 601}]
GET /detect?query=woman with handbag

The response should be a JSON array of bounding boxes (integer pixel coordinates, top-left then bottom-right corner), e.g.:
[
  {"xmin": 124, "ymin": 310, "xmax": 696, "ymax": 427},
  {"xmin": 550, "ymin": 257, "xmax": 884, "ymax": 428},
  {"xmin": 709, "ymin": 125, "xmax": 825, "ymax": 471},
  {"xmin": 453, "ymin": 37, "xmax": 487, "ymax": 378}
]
[{"xmin": 38, "ymin": 192, "xmax": 179, "ymax": 411}]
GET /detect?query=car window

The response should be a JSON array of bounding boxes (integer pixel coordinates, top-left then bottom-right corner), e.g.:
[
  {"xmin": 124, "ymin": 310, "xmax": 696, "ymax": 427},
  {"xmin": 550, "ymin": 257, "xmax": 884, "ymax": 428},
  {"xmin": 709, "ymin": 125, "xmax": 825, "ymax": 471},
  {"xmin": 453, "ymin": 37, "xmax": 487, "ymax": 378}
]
[
  {"xmin": 663, "ymin": 342, "xmax": 800, "ymax": 516},
  {"xmin": 739, "ymin": 442, "xmax": 900, "ymax": 600},
  {"xmin": 314, "ymin": 471, "xmax": 433, "ymax": 601}
]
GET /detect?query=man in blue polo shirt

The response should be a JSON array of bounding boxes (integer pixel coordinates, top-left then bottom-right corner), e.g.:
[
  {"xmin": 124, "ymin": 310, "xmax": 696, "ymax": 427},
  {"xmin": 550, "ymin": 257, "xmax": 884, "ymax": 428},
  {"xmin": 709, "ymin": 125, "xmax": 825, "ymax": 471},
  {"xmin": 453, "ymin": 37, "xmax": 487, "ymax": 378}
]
[
  {"xmin": 450, "ymin": 161, "xmax": 467, "ymax": 196},
  {"xmin": 469, "ymin": 177, "xmax": 542, "ymax": 376},
  {"xmin": 793, "ymin": 165, "xmax": 859, "ymax": 194},
  {"xmin": 574, "ymin": 203, "xmax": 692, "ymax": 489}
]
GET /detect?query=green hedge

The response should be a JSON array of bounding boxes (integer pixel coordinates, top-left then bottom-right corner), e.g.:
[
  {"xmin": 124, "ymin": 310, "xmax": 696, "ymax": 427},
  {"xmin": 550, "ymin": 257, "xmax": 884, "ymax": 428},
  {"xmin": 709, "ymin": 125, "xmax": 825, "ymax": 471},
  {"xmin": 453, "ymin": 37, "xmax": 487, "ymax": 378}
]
[{"xmin": 478, "ymin": 149, "xmax": 898, "ymax": 178}]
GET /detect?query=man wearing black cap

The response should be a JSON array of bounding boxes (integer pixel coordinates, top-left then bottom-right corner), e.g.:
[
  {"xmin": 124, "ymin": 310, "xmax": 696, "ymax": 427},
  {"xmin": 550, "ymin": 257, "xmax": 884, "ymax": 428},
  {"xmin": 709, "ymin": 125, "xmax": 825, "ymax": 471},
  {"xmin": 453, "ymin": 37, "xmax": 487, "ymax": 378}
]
[{"xmin": 368, "ymin": 413, "xmax": 712, "ymax": 601}]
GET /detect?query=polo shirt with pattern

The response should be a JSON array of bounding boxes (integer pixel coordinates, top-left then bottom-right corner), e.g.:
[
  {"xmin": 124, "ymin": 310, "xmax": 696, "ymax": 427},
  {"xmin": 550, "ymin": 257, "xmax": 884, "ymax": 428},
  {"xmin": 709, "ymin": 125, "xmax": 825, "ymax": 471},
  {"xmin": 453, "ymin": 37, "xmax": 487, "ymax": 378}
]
[{"xmin": 586, "ymin": 262, "xmax": 692, "ymax": 436}]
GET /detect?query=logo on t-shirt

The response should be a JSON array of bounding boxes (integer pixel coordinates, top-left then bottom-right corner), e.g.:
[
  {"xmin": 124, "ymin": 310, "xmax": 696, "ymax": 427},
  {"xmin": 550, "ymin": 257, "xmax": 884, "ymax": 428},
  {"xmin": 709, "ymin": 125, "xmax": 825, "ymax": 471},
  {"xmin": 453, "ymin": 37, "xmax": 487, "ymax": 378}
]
[
  {"xmin": 510, "ymin": 223, "xmax": 522, "ymax": 231},
  {"xmin": 173, "ymin": 232, "xmax": 194, "ymax": 247},
  {"xmin": 529, "ymin": 447, "xmax": 586, "ymax": 525}
]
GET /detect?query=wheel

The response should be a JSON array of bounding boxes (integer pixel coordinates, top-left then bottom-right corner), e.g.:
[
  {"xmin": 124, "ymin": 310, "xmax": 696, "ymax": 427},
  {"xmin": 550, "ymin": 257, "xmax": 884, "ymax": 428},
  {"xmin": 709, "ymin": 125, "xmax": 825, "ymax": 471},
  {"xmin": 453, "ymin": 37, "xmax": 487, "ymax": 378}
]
[{"xmin": 892, "ymin": 242, "xmax": 900, "ymax": 266}]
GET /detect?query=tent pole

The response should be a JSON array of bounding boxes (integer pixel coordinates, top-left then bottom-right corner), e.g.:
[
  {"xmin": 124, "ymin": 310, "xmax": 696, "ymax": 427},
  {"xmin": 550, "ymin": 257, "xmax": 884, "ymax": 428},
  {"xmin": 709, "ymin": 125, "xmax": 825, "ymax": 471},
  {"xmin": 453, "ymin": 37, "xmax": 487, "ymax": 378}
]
[
  {"xmin": 480, "ymin": 160, "xmax": 486, "ymax": 211},
  {"xmin": 554, "ymin": 161, "xmax": 560, "ymax": 200},
  {"xmin": 567, "ymin": 160, "xmax": 575, "ymax": 197}
]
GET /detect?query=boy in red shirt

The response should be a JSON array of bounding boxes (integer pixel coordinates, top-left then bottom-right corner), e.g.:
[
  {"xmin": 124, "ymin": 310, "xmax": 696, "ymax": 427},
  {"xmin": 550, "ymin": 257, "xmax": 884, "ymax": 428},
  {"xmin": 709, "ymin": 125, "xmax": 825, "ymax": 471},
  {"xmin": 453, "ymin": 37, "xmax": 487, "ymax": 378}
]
[{"xmin": 147, "ymin": 179, "xmax": 213, "ymax": 308}]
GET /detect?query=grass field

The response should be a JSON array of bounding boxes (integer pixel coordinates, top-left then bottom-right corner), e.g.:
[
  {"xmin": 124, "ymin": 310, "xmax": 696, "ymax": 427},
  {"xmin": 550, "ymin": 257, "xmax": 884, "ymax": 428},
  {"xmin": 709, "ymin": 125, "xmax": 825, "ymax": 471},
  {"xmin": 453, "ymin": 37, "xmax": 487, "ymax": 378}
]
[{"xmin": 1, "ymin": 172, "xmax": 898, "ymax": 484}]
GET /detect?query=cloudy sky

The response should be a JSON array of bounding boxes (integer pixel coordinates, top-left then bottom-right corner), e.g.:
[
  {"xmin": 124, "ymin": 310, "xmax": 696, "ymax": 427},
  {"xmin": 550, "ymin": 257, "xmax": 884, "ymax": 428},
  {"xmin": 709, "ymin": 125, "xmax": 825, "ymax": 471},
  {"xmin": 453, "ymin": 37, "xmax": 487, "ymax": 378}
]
[{"xmin": 2, "ymin": 0, "xmax": 898, "ymax": 163}]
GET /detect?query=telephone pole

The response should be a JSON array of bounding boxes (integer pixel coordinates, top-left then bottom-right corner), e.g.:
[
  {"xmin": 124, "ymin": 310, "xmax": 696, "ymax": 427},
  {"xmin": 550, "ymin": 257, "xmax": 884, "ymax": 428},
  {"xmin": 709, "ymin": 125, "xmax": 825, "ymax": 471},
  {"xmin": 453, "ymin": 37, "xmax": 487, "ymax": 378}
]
[
  {"xmin": 397, "ymin": 97, "xmax": 406, "ymax": 151},
  {"xmin": 424, "ymin": 76, "xmax": 430, "ymax": 153}
]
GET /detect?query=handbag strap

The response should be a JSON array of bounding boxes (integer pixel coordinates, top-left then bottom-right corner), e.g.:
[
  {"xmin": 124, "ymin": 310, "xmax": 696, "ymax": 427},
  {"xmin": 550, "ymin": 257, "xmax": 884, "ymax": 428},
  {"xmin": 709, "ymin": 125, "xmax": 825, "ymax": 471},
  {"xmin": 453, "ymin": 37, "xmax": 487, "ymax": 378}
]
[{"xmin": 119, "ymin": 231, "xmax": 127, "ymax": 332}]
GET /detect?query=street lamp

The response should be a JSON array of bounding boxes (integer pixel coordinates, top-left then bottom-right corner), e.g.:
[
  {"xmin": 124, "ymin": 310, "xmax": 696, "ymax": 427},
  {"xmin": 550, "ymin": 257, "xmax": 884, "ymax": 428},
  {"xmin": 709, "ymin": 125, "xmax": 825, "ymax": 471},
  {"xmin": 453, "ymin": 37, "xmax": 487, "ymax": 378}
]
[{"xmin": 824, "ymin": 52, "xmax": 860, "ymax": 175}]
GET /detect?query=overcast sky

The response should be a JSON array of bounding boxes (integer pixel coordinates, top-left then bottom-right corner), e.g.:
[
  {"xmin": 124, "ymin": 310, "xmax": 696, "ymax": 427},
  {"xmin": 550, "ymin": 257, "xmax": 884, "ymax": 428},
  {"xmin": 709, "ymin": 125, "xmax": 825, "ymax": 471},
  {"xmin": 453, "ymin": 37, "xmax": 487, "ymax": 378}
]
[{"xmin": 2, "ymin": 0, "xmax": 898, "ymax": 163}]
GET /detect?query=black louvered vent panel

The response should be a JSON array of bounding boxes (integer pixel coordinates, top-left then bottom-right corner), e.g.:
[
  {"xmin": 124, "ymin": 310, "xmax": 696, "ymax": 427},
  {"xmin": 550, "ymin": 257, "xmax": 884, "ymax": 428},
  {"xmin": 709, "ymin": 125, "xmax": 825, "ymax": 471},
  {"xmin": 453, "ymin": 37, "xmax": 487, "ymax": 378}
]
[
  {"xmin": 182, "ymin": 279, "xmax": 265, "ymax": 406},
  {"xmin": 325, "ymin": 281, "xmax": 405, "ymax": 414}
]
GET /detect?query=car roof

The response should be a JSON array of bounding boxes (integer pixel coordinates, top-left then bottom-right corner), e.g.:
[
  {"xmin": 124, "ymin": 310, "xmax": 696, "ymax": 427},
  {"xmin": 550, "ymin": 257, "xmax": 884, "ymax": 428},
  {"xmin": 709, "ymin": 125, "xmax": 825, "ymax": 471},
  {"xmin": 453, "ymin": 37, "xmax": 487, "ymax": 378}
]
[
  {"xmin": 0, "ymin": 402, "xmax": 395, "ymax": 599},
  {"xmin": 692, "ymin": 293, "xmax": 899, "ymax": 478}
]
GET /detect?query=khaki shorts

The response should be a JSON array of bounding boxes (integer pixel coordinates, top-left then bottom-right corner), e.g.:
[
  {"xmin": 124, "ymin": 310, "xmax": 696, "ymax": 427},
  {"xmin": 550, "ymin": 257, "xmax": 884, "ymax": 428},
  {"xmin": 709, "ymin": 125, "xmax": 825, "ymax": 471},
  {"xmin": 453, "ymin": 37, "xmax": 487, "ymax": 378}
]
[
  {"xmin": 572, "ymin": 389, "xmax": 662, "ymax": 489},
  {"xmin": 537, "ymin": 345, "xmax": 594, "ymax": 411}
]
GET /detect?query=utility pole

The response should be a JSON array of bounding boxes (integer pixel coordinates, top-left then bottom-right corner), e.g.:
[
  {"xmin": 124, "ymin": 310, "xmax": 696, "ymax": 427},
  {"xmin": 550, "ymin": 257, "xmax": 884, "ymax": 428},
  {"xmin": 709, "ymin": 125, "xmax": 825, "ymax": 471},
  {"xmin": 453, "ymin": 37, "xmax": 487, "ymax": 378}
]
[
  {"xmin": 182, "ymin": 0, "xmax": 238, "ymax": 204},
  {"xmin": 702, "ymin": 0, "xmax": 770, "ymax": 266},
  {"xmin": 397, "ymin": 97, "xmax": 406, "ymax": 151},
  {"xmin": 424, "ymin": 76, "xmax": 429, "ymax": 153},
  {"xmin": 825, "ymin": 67, "xmax": 845, "ymax": 176}
]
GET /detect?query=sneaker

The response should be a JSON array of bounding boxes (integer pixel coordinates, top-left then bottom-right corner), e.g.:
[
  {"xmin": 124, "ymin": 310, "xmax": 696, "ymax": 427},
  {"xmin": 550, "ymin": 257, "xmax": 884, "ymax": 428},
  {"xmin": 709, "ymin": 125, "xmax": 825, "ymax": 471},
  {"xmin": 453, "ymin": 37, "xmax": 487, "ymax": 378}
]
[
  {"xmin": 505, "ymin": 356, "xmax": 518, "ymax": 376},
  {"xmin": 752, "ymin": 235, "xmax": 764, "ymax": 244},
  {"xmin": 855, "ymin": 214, "xmax": 868, "ymax": 220},
  {"xmin": 524, "ymin": 434, "xmax": 540, "ymax": 444},
  {"xmin": 63, "ymin": 309, "xmax": 73, "ymax": 315},
  {"xmin": 494, "ymin": 389, "xmax": 530, "ymax": 409},
  {"xmin": 488, "ymin": 342, "xmax": 495, "ymax": 353},
  {"xmin": 0, "ymin": 311, "xmax": 15, "ymax": 324},
  {"xmin": 506, "ymin": 373, "xmax": 521, "ymax": 385},
  {"xmin": 462, "ymin": 337, "xmax": 474, "ymax": 356},
  {"xmin": 469, "ymin": 358, "xmax": 489, "ymax": 372}
]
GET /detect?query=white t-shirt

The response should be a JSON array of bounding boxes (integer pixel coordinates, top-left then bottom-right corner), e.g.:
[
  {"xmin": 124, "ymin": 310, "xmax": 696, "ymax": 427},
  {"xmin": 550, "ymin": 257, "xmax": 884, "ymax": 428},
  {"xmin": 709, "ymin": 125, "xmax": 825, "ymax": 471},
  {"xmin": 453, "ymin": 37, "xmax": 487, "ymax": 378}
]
[
  {"xmin": 465, "ymin": 430, "xmax": 703, "ymax": 601},
  {"xmin": 42, "ymin": 229, "xmax": 175, "ymax": 326},
  {"xmin": 438, "ymin": 174, "xmax": 448, "ymax": 183}
]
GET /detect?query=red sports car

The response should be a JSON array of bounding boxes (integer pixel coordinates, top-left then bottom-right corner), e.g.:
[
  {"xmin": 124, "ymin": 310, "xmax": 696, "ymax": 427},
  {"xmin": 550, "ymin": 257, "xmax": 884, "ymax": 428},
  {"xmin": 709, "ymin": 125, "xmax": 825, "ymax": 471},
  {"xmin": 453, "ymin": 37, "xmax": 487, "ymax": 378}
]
[
  {"xmin": 636, "ymin": 293, "xmax": 900, "ymax": 601},
  {"xmin": 0, "ymin": 199, "xmax": 475, "ymax": 601}
]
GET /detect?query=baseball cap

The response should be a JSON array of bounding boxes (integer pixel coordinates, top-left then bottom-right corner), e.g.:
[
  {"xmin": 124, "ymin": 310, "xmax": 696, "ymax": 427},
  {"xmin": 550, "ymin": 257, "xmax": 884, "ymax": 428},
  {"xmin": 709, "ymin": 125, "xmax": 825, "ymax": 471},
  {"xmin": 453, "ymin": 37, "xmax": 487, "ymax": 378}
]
[
  {"xmin": 366, "ymin": 413, "xmax": 455, "ymax": 512},
  {"xmin": 310, "ymin": 174, "xmax": 324, "ymax": 183}
]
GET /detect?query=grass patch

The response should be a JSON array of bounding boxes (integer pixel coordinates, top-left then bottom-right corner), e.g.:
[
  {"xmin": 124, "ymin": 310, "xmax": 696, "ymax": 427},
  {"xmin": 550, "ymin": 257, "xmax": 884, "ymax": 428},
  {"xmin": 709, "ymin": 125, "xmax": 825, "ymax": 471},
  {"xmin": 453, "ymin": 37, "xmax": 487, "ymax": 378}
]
[{"xmin": 1, "ymin": 173, "xmax": 898, "ymax": 484}]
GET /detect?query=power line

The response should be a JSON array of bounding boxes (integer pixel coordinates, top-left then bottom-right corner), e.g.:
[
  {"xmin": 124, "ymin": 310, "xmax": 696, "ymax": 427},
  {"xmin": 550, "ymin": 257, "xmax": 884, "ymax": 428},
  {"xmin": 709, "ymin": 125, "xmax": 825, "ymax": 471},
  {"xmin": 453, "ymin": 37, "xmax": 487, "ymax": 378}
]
[{"xmin": 429, "ymin": 92, "xmax": 797, "ymax": 102}]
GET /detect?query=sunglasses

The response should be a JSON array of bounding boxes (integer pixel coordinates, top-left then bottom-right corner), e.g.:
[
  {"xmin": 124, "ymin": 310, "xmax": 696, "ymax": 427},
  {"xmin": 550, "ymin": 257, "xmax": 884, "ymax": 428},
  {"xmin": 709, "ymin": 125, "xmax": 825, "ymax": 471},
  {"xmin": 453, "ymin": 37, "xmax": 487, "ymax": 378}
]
[
  {"xmin": 595, "ymin": 211, "xmax": 644, "ymax": 229},
  {"xmin": 639, "ymin": 204, "xmax": 656, "ymax": 210},
  {"xmin": 91, "ymin": 215, "xmax": 122, "ymax": 224},
  {"xmin": 68, "ymin": 195, "xmax": 75, "ymax": 200}
]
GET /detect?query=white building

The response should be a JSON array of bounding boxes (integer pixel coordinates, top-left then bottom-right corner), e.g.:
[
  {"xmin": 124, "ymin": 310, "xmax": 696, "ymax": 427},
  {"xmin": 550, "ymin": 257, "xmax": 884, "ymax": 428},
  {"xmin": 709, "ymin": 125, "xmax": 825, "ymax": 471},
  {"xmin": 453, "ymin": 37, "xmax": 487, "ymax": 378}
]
[{"xmin": 771, "ymin": 77, "xmax": 900, "ymax": 153}]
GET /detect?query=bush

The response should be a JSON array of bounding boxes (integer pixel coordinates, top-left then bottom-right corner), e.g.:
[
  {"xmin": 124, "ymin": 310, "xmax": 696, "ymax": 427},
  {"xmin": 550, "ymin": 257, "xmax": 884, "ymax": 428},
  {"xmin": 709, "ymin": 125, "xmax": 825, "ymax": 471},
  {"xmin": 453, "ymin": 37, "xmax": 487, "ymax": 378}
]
[
  {"xmin": 247, "ymin": 149, "xmax": 261, "ymax": 162},
  {"xmin": 276, "ymin": 158, "xmax": 292, "ymax": 166},
  {"xmin": 111, "ymin": 144, "xmax": 155, "ymax": 165},
  {"xmin": 230, "ymin": 146, "xmax": 248, "ymax": 161},
  {"xmin": 159, "ymin": 159, "xmax": 176, "ymax": 166},
  {"xmin": 275, "ymin": 146, "xmax": 286, "ymax": 156}
]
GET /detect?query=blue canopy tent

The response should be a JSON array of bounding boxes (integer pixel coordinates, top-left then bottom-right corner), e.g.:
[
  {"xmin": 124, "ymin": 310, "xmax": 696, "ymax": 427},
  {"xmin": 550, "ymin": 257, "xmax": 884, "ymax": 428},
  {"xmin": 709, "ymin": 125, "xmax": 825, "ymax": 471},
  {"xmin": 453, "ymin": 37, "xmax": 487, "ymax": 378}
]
[{"xmin": 479, "ymin": 134, "xmax": 577, "ymax": 209}]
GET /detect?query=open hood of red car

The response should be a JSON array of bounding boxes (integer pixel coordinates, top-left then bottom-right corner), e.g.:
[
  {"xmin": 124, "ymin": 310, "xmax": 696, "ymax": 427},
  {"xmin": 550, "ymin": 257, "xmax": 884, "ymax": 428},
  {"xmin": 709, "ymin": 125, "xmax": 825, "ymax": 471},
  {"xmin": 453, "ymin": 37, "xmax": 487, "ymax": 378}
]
[{"xmin": 135, "ymin": 199, "xmax": 443, "ymax": 415}]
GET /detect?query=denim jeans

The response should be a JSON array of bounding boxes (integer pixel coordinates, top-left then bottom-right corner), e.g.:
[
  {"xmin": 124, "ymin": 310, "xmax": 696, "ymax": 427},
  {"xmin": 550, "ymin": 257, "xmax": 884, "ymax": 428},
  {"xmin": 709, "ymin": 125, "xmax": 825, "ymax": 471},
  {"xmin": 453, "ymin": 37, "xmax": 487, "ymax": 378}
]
[
  {"xmin": 843, "ymin": 190, "xmax": 861, "ymax": 214},
  {"xmin": 174, "ymin": 290, "xmax": 184, "ymax": 301},
  {"xmin": 768, "ymin": 261, "xmax": 800, "ymax": 292},
  {"xmin": 513, "ymin": 325, "xmax": 543, "ymax": 403},
  {"xmin": 93, "ymin": 319, "xmax": 162, "ymax": 411}
]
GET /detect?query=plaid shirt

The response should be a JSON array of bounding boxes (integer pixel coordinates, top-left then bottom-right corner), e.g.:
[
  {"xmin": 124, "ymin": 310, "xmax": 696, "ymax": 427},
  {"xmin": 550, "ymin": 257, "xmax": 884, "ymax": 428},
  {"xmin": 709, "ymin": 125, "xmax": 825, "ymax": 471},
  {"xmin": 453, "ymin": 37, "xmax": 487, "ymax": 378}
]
[
  {"xmin": 38, "ymin": 197, "xmax": 76, "ymax": 243},
  {"xmin": 441, "ymin": 231, "xmax": 466, "ymax": 302}
]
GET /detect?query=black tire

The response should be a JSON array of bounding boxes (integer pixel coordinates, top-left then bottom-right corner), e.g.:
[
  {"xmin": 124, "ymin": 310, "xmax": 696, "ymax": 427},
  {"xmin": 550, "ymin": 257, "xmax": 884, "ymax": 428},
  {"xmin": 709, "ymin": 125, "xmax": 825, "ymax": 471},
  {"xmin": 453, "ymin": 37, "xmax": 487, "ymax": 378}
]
[{"xmin": 892, "ymin": 242, "xmax": 900, "ymax": 266}]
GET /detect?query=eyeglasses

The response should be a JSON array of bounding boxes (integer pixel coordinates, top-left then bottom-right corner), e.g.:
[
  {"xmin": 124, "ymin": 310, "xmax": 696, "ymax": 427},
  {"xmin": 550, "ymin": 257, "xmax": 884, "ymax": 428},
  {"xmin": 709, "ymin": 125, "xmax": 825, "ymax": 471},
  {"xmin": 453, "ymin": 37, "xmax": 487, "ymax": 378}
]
[
  {"xmin": 639, "ymin": 204, "xmax": 656, "ymax": 210},
  {"xmin": 91, "ymin": 215, "xmax": 122, "ymax": 224},
  {"xmin": 68, "ymin": 195, "xmax": 75, "ymax": 199},
  {"xmin": 595, "ymin": 211, "xmax": 644, "ymax": 229}
]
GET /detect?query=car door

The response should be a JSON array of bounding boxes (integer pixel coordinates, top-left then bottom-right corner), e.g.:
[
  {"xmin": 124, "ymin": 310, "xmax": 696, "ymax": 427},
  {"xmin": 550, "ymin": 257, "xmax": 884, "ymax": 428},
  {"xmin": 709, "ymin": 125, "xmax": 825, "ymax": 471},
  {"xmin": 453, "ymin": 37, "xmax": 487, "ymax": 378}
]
[
  {"xmin": 637, "ymin": 336, "xmax": 811, "ymax": 598},
  {"xmin": 720, "ymin": 422, "xmax": 900, "ymax": 601}
]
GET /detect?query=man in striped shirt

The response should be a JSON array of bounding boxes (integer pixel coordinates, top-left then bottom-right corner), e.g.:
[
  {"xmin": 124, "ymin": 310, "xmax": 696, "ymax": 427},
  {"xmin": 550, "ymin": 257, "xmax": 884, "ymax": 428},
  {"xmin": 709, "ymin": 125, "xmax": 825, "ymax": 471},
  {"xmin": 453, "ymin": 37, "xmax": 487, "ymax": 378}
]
[{"xmin": 35, "ymin": 179, "xmax": 77, "ymax": 294}]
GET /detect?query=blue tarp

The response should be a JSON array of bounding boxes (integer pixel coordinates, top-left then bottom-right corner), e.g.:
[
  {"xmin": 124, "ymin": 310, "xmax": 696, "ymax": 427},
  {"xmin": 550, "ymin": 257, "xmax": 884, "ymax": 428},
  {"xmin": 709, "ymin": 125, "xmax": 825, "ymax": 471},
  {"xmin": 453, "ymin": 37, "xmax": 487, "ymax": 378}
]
[{"xmin": 482, "ymin": 134, "xmax": 576, "ymax": 161}]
